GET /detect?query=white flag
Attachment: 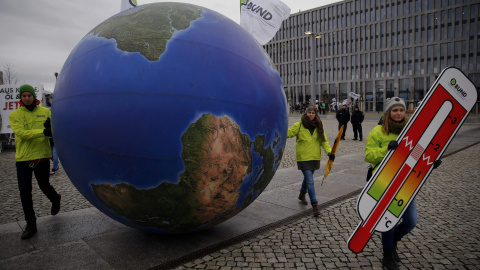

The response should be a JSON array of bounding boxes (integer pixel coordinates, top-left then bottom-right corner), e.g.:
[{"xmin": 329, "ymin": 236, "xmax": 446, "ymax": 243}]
[
  {"xmin": 349, "ymin": 92, "xmax": 360, "ymax": 100},
  {"xmin": 240, "ymin": 0, "xmax": 291, "ymax": 45},
  {"xmin": 121, "ymin": 0, "xmax": 137, "ymax": 12}
]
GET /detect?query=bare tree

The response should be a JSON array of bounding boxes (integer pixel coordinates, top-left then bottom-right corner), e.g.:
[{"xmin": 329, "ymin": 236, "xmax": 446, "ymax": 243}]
[{"xmin": 2, "ymin": 63, "xmax": 19, "ymax": 85}]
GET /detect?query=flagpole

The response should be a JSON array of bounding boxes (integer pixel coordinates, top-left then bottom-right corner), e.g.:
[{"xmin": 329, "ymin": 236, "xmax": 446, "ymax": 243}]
[{"xmin": 305, "ymin": 31, "xmax": 321, "ymax": 107}]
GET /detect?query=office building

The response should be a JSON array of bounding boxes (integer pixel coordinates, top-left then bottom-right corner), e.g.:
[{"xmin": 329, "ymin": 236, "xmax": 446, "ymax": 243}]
[{"xmin": 264, "ymin": 0, "xmax": 480, "ymax": 113}]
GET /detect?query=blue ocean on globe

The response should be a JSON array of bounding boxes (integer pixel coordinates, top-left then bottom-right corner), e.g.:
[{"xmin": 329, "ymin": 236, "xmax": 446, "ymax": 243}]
[{"xmin": 52, "ymin": 2, "xmax": 287, "ymax": 233}]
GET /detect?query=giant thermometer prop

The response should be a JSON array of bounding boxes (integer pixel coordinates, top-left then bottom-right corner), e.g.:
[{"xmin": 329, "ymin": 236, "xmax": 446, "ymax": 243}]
[{"xmin": 348, "ymin": 67, "xmax": 477, "ymax": 253}]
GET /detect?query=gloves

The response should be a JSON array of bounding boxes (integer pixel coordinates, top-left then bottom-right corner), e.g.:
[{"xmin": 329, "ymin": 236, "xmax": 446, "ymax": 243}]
[
  {"xmin": 433, "ymin": 160, "xmax": 442, "ymax": 169},
  {"xmin": 44, "ymin": 117, "xmax": 51, "ymax": 128},
  {"xmin": 43, "ymin": 128, "xmax": 52, "ymax": 137},
  {"xmin": 328, "ymin": 153, "xmax": 335, "ymax": 161},
  {"xmin": 388, "ymin": 140, "xmax": 398, "ymax": 151}
]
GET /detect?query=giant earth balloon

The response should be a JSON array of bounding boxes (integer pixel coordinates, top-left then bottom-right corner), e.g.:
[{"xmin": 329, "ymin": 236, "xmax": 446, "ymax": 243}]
[{"xmin": 52, "ymin": 2, "xmax": 287, "ymax": 233}]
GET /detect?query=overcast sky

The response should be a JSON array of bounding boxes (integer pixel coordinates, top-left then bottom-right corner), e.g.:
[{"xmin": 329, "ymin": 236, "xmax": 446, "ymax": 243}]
[{"xmin": 0, "ymin": 0, "xmax": 340, "ymax": 92}]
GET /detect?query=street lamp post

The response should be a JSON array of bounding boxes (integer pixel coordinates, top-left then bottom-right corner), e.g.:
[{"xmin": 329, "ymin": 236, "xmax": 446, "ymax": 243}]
[
  {"xmin": 335, "ymin": 86, "xmax": 339, "ymax": 111},
  {"xmin": 305, "ymin": 31, "xmax": 321, "ymax": 107}
]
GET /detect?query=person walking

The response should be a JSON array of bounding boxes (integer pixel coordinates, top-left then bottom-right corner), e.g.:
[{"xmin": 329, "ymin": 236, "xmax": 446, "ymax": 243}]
[
  {"xmin": 9, "ymin": 84, "xmax": 61, "ymax": 240},
  {"xmin": 43, "ymin": 118, "xmax": 60, "ymax": 175},
  {"xmin": 49, "ymin": 137, "xmax": 60, "ymax": 175},
  {"xmin": 351, "ymin": 105, "xmax": 365, "ymax": 141},
  {"xmin": 321, "ymin": 101, "xmax": 326, "ymax": 115},
  {"xmin": 287, "ymin": 105, "xmax": 335, "ymax": 216},
  {"xmin": 364, "ymin": 97, "xmax": 440, "ymax": 270},
  {"xmin": 336, "ymin": 104, "xmax": 350, "ymax": 140}
]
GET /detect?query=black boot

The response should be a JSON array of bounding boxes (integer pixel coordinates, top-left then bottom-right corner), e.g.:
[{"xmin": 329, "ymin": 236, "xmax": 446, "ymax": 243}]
[
  {"xmin": 311, "ymin": 202, "xmax": 321, "ymax": 217},
  {"xmin": 382, "ymin": 250, "xmax": 399, "ymax": 270},
  {"xmin": 51, "ymin": 194, "xmax": 61, "ymax": 215},
  {"xmin": 21, "ymin": 219, "xmax": 37, "ymax": 240},
  {"xmin": 298, "ymin": 191, "xmax": 308, "ymax": 205},
  {"xmin": 393, "ymin": 243, "xmax": 400, "ymax": 262}
]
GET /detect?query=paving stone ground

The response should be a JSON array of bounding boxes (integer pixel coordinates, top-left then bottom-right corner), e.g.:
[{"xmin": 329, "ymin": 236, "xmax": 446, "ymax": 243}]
[{"xmin": 173, "ymin": 142, "xmax": 480, "ymax": 270}]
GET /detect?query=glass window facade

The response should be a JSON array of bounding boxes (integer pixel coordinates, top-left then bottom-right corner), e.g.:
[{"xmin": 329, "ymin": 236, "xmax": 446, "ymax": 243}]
[{"xmin": 265, "ymin": 0, "xmax": 480, "ymax": 111}]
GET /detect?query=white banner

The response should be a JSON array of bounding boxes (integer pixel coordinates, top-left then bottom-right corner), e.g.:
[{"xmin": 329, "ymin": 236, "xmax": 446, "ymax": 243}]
[
  {"xmin": 121, "ymin": 0, "xmax": 137, "ymax": 12},
  {"xmin": 240, "ymin": 0, "xmax": 291, "ymax": 45},
  {"xmin": 0, "ymin": 84, "xmax": 44, "ymax": 134},
  {"xmin": 349, "ymin": 92, "xmax": 360, "ymax": 100}
]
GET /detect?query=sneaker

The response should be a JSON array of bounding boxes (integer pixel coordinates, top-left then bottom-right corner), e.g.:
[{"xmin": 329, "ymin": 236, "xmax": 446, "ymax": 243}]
[
  {"xmin": 51, "ymin": 194, "xmax": 61, "ymax": 215},
  {"xmin": 21, "ymin": 219, "xmax": 37, "ymax": 240},
  {"xmin": 352, "ymin": 138, "xmax": 358, "ymax": 140},
  {"xmin": 50, "ymin": 169, "xmax": 56, "ymax": 175},
  {"xmin": 341, "ymin": 137, "xmax": 345, "ymax": 140},
  {"xmin": 359, "ymin": 138, "xmax": 363, "ymax": 141}
]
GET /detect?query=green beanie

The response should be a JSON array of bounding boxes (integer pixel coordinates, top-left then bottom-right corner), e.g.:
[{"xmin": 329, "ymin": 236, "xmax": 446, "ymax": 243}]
[{"xmin": 19, "ymin": 84, "xmax": 36, "ymax": 99}]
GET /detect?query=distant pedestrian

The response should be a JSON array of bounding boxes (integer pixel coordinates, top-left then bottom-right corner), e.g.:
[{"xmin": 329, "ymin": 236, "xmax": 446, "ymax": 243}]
[
  {"xmin": 287, "ymin": 105, "xmax": 335, "ymax": 217},
  {"xmin": 321, "ymin": 101, "xmax": 326, "ymax": 114},
  {"xmin": 336, "ymin": 104, "xmax": 350, "ymax": 140},
  {"xmin": 42, "ymin": 117, "xmax": 60, "ymax": 175},
  {"xmin": 49, "ymin": 137, "xmax": 60, "ymax": 175},
  {"xmin": 351, "ymin": 105, "xmax": 364, "ymax": 141},
  {"xmin": 9, "ymin": 84, "xmax": 61, "ymax": 240}
]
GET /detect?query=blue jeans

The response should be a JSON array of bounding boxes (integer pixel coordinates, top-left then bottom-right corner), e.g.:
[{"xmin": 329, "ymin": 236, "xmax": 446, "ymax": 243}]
[
  {"xmin": 381, "ymin": 199, "xmax": 418, "ymax": 251},
  {"xmin": 51, "ymin": 145, "xmax": 59, "ymax": 170},
  {"xmin": 300, "ymin": 170, "xmax": 317, "ymax": 204}
]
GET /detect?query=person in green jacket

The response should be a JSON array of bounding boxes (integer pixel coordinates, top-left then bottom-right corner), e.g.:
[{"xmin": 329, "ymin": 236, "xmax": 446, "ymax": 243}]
[
  {"xmin": 365, "ymin": 97, "xmax": 441, "ymax": 270},
  {"xmin": 288, "ymin": 105, "xmax": 335, "ymax": 216},
  {"xmin": 9, "ymin": 84, "xmax": 61, "ymax": 240},
  {"xmin": 365, "ymin": 97, "xmax": 410, "ymax": 270}
]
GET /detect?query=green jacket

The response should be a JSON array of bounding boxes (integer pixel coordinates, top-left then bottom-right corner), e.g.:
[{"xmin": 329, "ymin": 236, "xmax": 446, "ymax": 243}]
[
  {"xmin": 287, "ymin": 121, "xmax": 332, "ymax": 162},
  {"xmin": 9, "ymin": 104, "xmax": 51, "ymax": 162},
  {"xmin": 365, "ymin": 125, "xmax": 399, "ymax": 169}
]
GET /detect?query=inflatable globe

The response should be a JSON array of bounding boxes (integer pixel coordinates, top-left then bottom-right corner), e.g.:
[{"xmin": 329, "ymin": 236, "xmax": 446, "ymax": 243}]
[{"xmin": 52, "ymin": 3, "xmax": 287, "ymax": 233}]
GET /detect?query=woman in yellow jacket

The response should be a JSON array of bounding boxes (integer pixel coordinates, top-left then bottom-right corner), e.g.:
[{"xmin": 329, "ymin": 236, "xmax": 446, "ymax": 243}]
[
  {"xmin": 365, "ymin": 97, "xmax": 413, "ymax": 270},
  {"xmin": 288, "ymin": 105, "xmax": 334, "ymax": 216},
  {"xmin": 365, "ymin": 97, "xmax": 439, "ymax": 270}
]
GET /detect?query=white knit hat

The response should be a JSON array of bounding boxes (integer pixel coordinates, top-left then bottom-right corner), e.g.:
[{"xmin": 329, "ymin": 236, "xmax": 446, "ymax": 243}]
[
  {"xmin": 304, "ymin": 106, "xmax": 316, "ymax": 114},
  {"xmin": 385, "ymin": 97, "xmax": 405, "ymax": 113}
]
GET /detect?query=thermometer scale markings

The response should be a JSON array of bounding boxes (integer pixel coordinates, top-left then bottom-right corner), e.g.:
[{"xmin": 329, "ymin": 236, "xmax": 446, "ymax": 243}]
[{"xmin": 367, "ymin": 101, "xmax": 452, "ymax": 230}]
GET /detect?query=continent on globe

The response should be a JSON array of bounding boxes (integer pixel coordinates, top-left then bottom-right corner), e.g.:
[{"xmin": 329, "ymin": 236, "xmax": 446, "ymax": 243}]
[
  {"xmin": 92, "ymin": 114, "xmax": 281, "ymax": 233},
  {"xmin": 90, "ymin": 3, "xmax": 202, "ymax": 61}
]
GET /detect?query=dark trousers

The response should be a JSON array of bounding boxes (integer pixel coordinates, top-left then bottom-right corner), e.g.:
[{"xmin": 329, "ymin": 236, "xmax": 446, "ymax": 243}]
[
  {"xmin": 338, "ymin": 123, "xmax": 347, "ymax": 138},
  {"xmin": 381, "ymin": 199, "xmax": 417, "ymax": 250},
  {"xmin": 16, "ymin": 160, "xmax": 59, "ymax": 221},
  {"xmin": 352, "ymin": 122, "xmax": 363, "ymax": 139}
]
